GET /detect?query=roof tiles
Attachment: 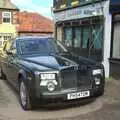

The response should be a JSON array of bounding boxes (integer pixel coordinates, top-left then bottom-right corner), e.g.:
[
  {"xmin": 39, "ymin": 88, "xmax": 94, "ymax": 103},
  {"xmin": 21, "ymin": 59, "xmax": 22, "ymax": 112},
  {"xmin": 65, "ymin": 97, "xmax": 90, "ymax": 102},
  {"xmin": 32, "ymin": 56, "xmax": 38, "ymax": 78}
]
[{"xmin": 17, "ymin": 12, "xmax": 53, "ymax": 33}]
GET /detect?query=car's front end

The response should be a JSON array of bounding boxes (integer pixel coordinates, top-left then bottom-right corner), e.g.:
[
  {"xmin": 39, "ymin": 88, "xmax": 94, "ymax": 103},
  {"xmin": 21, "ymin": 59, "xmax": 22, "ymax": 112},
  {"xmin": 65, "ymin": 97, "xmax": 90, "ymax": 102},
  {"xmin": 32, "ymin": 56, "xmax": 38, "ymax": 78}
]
[{"xmin": 31, "ymin": 64, "xmax": 105, "ymax": 104}]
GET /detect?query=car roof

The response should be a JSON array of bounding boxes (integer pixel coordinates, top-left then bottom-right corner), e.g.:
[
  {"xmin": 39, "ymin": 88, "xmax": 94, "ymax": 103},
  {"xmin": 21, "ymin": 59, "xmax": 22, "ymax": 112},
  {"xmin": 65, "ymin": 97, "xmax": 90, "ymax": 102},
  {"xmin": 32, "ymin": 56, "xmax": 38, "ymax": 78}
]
[{"xmin": 15, "ymin": 36, "xmax": 53, "ymax": 41}]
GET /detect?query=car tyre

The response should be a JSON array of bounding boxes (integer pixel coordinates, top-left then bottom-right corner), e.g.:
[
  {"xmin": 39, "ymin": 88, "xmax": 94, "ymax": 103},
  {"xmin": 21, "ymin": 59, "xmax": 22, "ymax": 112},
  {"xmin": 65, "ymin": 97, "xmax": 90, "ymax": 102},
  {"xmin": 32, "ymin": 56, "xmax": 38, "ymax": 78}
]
[
  {"xmin": 99, "ymin": 87, "xmax": 104, "ymax": 96},
  {"xmin": 0, "ymin": 68, "xmax": 6, "ymax": 80},
  {"xmin": 96, "ymin": 85, "xmax": 104, "ymax": 97},
  {"xmin": 19, "ymin": 80, "xmax": 33, "ymax": 111}
]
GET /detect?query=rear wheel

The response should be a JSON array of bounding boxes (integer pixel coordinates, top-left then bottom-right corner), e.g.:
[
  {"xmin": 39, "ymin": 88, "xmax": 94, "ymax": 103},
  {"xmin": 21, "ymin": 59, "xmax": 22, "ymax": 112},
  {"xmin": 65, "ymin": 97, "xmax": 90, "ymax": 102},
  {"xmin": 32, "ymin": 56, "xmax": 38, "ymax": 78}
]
[
  {"xmin": 0, "ymin": 68, "xmax": 6, "ymax": 80},
  {"xmin": 19, "ymin": 80, "xmax": 33, "ymax": 110}
]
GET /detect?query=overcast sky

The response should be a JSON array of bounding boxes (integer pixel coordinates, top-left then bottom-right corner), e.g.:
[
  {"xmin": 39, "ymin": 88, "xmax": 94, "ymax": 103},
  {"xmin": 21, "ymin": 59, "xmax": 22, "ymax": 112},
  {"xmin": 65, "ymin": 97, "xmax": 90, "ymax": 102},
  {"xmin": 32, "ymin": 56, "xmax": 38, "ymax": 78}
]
[{"xmin": 11, "ymin": 0, "xmax": 53, "ymax": 19}]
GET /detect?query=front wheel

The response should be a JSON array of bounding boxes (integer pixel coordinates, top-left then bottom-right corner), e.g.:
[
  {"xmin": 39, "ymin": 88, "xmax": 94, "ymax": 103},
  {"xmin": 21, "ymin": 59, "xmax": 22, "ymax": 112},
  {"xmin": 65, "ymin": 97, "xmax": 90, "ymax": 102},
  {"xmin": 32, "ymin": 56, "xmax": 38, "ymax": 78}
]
[
  {"xmin": 19, "ymin": 80, "xmax": 33, "ymax": 110},
  {"xmin": 96, "ymin": 85, "xmax": 105, "ymax": 97}
]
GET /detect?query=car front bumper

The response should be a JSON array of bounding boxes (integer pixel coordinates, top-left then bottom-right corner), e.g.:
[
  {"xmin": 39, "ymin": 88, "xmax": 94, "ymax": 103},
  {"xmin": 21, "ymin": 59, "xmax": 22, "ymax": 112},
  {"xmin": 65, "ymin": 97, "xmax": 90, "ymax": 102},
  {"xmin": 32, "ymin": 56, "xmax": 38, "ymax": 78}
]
[
  {"xmin": 31, "ymin": 70, "xmax": 105, "ymax": 104},
  {"xmin": 33, "ymin": 84, "xmax": 104, "ymax": 104}
]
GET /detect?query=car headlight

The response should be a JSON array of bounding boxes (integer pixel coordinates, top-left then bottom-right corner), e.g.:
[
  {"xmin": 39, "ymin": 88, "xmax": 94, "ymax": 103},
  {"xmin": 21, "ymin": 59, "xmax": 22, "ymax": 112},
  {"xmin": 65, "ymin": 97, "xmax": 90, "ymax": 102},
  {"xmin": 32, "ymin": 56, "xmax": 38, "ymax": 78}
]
[
  {"xmin": 40, "ymin": 73, "xmax": 56, "ymax": 80},
  {"xmin": 95, "ymin": 77, "xmax": 101, "ymax": 85},
  {"xmin": 93, "ymin": 69, "xmax": 102, "ymax": 75},
  {"xmin": 47, "ymin": 82, "xmax": 55, "ymax": 91}
]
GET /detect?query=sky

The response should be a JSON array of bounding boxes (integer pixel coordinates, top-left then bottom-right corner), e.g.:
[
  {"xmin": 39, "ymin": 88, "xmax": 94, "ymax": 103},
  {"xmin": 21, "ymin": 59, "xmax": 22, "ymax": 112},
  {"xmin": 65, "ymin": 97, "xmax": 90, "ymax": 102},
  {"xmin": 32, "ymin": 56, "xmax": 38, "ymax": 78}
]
[{"xmin": 11, "ymin": 0, "xmax": 53, "ymax": 19}]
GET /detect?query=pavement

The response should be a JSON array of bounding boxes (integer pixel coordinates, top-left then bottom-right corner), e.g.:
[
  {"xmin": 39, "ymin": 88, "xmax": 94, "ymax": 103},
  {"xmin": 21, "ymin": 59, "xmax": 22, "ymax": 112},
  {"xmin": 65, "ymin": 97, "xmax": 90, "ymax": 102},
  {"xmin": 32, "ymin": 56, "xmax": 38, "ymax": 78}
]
[{"xmin": 0, "ymin": 79, "xmax": 120, "ymax": 120}]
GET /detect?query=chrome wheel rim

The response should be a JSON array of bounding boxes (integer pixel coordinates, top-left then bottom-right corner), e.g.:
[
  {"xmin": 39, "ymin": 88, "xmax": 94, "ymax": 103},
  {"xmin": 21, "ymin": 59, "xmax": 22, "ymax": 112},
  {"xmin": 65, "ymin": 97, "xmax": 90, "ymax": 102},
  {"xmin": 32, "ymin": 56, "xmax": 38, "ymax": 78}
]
[{"xmin": 20, "ymin": 82, "xmax": 27, "ymax": 106}]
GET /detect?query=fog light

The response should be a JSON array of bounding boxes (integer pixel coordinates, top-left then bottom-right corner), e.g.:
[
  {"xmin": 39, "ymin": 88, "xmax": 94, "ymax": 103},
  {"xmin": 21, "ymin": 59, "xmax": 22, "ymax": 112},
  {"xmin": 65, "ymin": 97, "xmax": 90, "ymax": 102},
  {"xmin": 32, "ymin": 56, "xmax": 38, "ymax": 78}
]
[
  {"xmin": 95, "ymin": 77, "xmax": 101, "ymax": 85},
  {"xmin": 47, "ymin": 82, "xmax": 55, "ymax": 92}
]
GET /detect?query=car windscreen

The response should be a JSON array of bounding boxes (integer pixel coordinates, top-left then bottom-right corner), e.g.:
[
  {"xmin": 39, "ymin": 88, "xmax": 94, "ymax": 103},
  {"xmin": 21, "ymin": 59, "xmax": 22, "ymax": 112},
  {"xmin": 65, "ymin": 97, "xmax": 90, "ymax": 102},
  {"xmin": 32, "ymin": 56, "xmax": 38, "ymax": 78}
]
[{"xmin": 18, "ymin": 38, "xmax": 67, "ymax": 55}]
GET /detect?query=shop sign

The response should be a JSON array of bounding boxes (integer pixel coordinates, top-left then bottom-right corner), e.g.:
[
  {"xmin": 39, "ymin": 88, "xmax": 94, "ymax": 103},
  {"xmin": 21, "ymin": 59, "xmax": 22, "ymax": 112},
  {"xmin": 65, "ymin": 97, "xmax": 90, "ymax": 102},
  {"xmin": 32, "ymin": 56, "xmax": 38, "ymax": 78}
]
[{"xmin": 54, "ymin": 2, "xmax": 105, "ymax": 22}]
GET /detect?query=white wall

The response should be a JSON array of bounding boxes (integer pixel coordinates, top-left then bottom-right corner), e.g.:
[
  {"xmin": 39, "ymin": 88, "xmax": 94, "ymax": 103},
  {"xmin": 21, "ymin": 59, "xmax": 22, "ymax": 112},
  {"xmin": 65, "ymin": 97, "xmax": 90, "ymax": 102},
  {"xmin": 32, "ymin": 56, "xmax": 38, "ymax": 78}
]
[{"xmin": 102, "ymin": 0, "xmax": 112, "ymax": 77}]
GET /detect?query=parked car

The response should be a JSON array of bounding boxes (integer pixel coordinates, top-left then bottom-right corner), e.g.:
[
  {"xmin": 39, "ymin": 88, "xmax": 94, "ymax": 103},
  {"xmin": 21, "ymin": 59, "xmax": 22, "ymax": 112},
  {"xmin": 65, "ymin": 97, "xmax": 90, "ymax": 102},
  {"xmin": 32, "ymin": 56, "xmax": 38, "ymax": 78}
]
[{"xmin": 0, "ymin": 36, "xmax": 105, "ymax": 110}]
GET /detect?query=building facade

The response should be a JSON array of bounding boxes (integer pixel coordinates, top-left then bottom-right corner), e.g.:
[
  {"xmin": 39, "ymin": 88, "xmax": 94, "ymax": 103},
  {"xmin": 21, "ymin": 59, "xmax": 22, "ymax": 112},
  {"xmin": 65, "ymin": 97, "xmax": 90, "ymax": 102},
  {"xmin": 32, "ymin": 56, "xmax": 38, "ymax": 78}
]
[
  {"xmin": 109, "ymin": 0, "xmax": 120, "ymax": 79},
  {"xmin": 0, "ymin": 0, "xmax": 19, "ymax": 49},
  {"xmin": 53, "ymin": 0, "xmax": 111, "ymax": 77}
]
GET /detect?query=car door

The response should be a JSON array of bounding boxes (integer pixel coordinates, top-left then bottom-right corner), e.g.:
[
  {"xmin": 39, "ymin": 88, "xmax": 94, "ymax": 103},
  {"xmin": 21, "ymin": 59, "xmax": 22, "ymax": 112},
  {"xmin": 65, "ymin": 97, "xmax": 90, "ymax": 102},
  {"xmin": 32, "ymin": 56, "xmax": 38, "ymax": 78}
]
[{"xmin": 7, "ymin": 40, "xmax": 19, "ymax": 87}]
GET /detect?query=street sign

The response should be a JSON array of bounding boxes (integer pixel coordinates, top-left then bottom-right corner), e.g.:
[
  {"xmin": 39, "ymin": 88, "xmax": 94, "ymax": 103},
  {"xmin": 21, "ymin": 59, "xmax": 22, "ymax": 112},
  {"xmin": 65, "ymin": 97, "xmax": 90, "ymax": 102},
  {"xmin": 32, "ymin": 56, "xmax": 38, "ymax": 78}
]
[{"xmin": 54, "ymin": 1, "xmax": 105, "ymax": 22}]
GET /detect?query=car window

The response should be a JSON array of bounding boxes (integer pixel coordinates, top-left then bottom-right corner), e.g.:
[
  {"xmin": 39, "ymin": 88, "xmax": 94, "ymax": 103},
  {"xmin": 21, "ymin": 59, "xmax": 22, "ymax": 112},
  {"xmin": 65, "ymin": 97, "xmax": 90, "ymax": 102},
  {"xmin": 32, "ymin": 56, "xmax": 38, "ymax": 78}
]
[
  {"xmin": 10, "ymin": 40, "xmax": 16, "ymax": 51},
  {"xmin": 19, "ymin": 39, "xmax": 56, "ymax": 55},
  {"xmin": 18, "ymin": 38, "xmax": 68, "ymax": 56},
  {"xmin": 9, "ymin": 40, "xmax": 17, "ymax": 54}
]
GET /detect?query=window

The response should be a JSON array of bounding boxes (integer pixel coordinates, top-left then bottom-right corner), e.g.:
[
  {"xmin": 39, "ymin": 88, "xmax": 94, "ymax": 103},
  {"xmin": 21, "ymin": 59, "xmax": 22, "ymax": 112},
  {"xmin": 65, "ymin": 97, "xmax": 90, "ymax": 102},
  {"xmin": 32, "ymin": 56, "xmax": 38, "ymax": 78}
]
[
  {"xmin": 3, "ymin": 35, "xmax": 12, "ymax": 46},
  {"xmin": 62, "ymin": 17, "xmax": 104, "ymax": 61},
  {"xmin": 54, "ymin": 0, "xmax": 68, "ymax": 9},
  {"xmin": 67, "ymin": 0, "xmax": 71, "ymax": 6},
  {"xmin": 60, "ymin": 0, "xmax": 67, "ymax": 8},
  {"xmin": 64, "ymin": 27, "xmax": 72, "ymax": 47},
  {"xmin": 0, "ymin": 34, "xmax": 13, "ymax": 47},
  {"xmin": 82, "ymin": 26, "xmax": 90, "ymax": 49},
  {"xmin": 73, "ymin": 27, "xmax": 81, "ymax": 48},
  {"xmin": 2, "ymin": 12, "xmax": 11, "ymax": 23},
  {"xmin": 54, "ymin": 0, "xmax": 61, "ymax": 9},
  {"xmin": 92, "ymin": 25, "xmax": 103, "ymax": 49},
  {"xmin": 57, "ymin": 27, "xmax": 62, "ymax": 41},
  {"xmin": 113, "ymin": 22, "xmax": 120, "ymax": 59},
  {"xmin": 4, "ymin": 36, "xmax": 12, "ymax": 41}
]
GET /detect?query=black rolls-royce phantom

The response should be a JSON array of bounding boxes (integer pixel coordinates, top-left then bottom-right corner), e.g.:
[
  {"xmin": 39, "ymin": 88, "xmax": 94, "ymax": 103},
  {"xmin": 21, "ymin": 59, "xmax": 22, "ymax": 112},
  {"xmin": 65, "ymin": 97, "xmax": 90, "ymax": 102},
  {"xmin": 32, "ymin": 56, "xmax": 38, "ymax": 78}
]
[{"xmin": 0, "ymin": 36, "xmax": 105, "ymax": 110}]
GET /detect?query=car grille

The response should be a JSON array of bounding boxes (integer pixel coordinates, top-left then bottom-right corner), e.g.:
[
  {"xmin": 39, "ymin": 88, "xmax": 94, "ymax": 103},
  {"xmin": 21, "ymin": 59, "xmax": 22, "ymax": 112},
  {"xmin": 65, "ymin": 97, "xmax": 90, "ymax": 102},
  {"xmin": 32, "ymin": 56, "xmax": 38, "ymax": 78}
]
[
  {"xmin": 61, "ymin": 69, "xmax": 77, "ymax": 89},
  {"xmin": 60, "ymin": 67, "xmax": 91, "ymax": 90},
  {"xmin": 77, "ymin": 70, "xmax": 91, "ymax": 87}
]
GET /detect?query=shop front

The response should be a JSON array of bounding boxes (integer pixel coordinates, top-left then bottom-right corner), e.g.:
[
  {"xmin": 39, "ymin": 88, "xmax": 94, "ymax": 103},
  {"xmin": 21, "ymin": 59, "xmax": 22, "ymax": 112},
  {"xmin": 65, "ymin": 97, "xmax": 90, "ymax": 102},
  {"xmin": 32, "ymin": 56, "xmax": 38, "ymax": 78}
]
[
  {"xmin": 56, "ymin": 16, "xmax": 104, "ymax": 61},
  {"xmin": 109, "ymin": 0, "xmax": 120, "ymax": 79},
  {"xmin": 53, "ymin": 0, "xmax": 111, "ymax": 77}
]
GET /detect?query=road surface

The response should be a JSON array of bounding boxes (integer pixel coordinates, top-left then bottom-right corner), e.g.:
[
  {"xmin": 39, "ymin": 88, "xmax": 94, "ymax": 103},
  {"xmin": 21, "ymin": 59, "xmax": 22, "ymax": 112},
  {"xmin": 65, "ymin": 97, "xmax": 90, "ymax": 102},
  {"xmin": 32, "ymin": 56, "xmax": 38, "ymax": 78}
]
[{"xmin": 0, "ymin": 79, "xmax": 120, "ymax": 120}]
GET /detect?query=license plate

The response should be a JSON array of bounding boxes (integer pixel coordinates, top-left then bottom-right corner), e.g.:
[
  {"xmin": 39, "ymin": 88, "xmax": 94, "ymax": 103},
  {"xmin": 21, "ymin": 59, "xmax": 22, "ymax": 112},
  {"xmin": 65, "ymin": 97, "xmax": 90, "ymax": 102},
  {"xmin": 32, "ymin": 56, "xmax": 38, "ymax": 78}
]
[{"xmin": 67, "ymin": 91, "xmax": 90, "ymax": 100}]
